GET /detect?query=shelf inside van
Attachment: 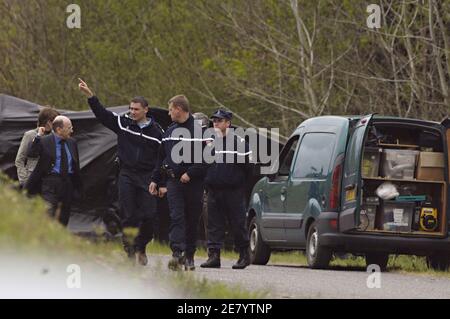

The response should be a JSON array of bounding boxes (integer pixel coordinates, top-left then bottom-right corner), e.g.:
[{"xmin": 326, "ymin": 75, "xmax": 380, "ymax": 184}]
[
  {"xmin": 360, "ymin": 177, "xmax": 447, "ymax": 236},
  {"xmin": 363, "ymin": 177, "xmax": 445, "ymax": 184},
  {"xmin": 377, "ymin": 142, "xmax": 420, "ymax": 149}
]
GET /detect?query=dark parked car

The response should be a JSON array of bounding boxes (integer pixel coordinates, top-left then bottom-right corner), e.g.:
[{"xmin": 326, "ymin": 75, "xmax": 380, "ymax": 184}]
[{"xmin": 247, "ymin": 114, "xmax": 450, "ymax": 271}]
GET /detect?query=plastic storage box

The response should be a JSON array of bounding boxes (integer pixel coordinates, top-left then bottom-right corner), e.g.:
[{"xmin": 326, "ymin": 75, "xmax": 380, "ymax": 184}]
[
  {"xmin": 381, "ymin": 149, "xmax": 419, "ymax": 180},
  {"xmin": 362, "ymin": 147, "xmax": 382, "ymax": 177},
  {"xmin": 382, "ymin": 201, "xmax": 415, "ymax": 232}
]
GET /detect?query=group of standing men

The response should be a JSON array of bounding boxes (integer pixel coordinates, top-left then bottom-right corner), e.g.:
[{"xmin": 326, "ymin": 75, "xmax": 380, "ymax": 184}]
[{"xmin": 16, "ymin": 78, "xmax": 252, "ymax": 271}]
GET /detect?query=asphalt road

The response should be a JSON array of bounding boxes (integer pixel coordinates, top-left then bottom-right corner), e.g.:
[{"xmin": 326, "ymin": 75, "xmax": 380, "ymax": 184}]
[
  {"xmin": 149, "ymin": 255, "xmax": 450, "ymax": 299},
  {"xmin": 0, "ymin": 253, "xmax": 175, "ymax": 298}
]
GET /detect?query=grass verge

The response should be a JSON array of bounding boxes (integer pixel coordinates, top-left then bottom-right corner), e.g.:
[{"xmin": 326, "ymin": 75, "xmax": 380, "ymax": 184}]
[{"xmin": 0, "ymin": 175, "xmax": 266, "ymax": 298}]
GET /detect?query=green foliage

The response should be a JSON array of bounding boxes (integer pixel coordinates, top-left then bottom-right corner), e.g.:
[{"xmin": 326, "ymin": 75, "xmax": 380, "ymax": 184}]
[{"xmin": 0, "ymin": 0, "xmax": 448, "ymax": 136}]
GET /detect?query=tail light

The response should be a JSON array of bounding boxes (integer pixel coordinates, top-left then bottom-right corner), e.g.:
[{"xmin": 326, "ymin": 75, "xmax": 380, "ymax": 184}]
[
  {"xmin": 329, "ymin": 154, "xmax": 344, "ymax": 210},
  {"xmin": 329, "ymin": 219, "xmax": 338, "ymax": 229}
]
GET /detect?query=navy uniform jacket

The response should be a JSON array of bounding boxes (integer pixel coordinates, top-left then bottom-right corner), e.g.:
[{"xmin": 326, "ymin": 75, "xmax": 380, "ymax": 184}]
[
  {"xmin": 151, "ymin": 114, "xmax": 209, "ymax": 184},
  {"xmin": 204, "ymin": 131, "xmax": 253, "ymax": 189},
  {"xmin": 88, "ymin": 96, "xmax": 163, "ymax": 173}
]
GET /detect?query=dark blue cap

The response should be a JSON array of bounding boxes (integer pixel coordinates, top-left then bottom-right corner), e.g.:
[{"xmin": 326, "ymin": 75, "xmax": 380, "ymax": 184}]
[{"xmin": 210, "ymin": 109, "xmax": 233, "ymax": 120}]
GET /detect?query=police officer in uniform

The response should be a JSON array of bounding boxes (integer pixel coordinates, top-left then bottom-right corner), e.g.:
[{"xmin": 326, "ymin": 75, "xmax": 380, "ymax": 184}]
[
  {"xmin": 192, "ymin": 112, "xmax": 211, "ymax": 244},
  {"xmin": 201, "ymin": 109, "xmax": 252, "ymax": 269},
  {"xmin": 79, "ymin": 79, "xmax": 163, "ymax": 266},
  {"xmin": 150, "ymin": 95, "xmax": 208, "ymax": 271}
]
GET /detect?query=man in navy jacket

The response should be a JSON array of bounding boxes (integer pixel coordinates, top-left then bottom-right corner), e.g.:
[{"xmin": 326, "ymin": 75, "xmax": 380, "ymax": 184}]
[
  {"xmin": 150, "ymin": 95, "xmax": 208, "ymax": 271},
  {"xmin": 201, "ymin": 109, "xmax": 252, "ymax": 269},
  {"xmin": 79, "ymin": 78, "xmax": 164, "ymax": 266}
]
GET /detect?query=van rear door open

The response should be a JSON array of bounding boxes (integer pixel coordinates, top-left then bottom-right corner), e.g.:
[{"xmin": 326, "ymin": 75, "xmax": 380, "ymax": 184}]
[
  {"xmin": 339, "ymin": 114, "xmax": 374, "ymax": 232},
  {"xmin": 441, "ymin": 118, "xmax": 450, "ymax": 184},
  {"xmin": 441, "ymin": 117, "xmax": 450, "ymax": 234}
]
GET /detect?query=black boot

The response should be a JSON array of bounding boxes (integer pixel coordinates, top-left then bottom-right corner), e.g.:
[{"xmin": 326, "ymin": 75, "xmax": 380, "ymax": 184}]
[
  {"xmin": 135, "ymin": 249, "xmax": 148, "ymax": 266},
  {"xmin": 232, "ymin": 247, "xmax": 250, "ymax": 269},
  {"xmin": 168, "ymin": 251, "xmax": 185, "ymax": 271},
  {"xmin": 200, "ymin": 249, "xmax": 221, "ymax": 268},
  {"xmin": 185, "ymin": 254, "xmax": 195, "ymax": 271},
  {"xmin": 121, "ymin": 235, "xmax": 135, "ymax": 260}
]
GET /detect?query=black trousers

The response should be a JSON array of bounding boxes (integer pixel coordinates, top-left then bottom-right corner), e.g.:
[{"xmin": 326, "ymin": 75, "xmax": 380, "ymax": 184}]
[
  {"xmin": 41, "ymin": 174, "xmax": 73, "ymax": 227},
  {"xmin": 166, "ymin": 178, "xmax": 204, "ymax": 256},
  {"xmin": 118, "ymin": 168, "xmax": 157, "ymax": 252},
  {"xmin": 206, "ymin": 187, "xmax": 249, "ymax": 251}
]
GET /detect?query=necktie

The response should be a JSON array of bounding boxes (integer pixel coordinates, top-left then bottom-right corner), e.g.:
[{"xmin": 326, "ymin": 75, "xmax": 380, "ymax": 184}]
[{"xmin": 60, "ymin": 140, "xmax": 68, "ymax": 177}]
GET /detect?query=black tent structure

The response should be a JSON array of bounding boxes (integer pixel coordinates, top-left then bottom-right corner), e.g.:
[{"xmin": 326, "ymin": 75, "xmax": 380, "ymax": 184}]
[{"xmin": 0, "ymin": 94, "xmax": 283, "ymax": 241}]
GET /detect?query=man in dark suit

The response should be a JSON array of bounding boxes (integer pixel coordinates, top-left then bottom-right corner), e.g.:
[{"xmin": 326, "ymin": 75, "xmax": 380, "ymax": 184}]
[{"xmin": 25, "ymin": 115, "xmax": 82, "ymax": 227}]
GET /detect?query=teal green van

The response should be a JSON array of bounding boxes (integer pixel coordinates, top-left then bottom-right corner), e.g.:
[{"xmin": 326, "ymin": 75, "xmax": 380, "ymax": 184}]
[{"xmin": 247, "ymin": 115, "xmax": 450, "ymax": 271}]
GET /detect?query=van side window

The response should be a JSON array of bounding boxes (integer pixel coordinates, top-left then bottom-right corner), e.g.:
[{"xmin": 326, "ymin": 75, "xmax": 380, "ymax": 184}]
[
  {"xmin": 278, "ymin": 137, "xmax": 299, "ymax": 176},
  {"xmin": 292, "ymin": 133, "xmax": 336, "ymax": 179}
]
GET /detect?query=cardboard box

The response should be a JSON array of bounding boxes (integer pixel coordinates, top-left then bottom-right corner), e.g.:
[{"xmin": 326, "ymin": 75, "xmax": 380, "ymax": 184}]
[{"xmin": 416, "ymin": 152, "xmax": 444, "ymax": 181}]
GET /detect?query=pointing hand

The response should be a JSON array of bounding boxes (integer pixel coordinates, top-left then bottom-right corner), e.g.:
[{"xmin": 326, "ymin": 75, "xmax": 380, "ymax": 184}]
[{"xmin": 78, "ymin": 78, "xmax": 94, "ymax": 98}]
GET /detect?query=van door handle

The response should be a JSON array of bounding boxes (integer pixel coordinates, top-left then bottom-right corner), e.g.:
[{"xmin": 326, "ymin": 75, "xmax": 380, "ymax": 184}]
[{"xmin": 344, "ymin": 184, "xmax": 355, "ymax": 191}]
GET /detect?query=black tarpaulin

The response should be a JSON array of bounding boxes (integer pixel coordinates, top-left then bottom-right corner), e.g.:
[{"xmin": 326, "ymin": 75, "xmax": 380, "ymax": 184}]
[{"xmin": 0, "ymin": 94, "xmax": 172, "ymax": 237}]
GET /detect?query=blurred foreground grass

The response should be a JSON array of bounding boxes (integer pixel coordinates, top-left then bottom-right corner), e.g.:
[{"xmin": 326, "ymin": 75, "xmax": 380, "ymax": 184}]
[{"xmin": 0, "ymin": 175, "xmax": 265, "ymax": 298}]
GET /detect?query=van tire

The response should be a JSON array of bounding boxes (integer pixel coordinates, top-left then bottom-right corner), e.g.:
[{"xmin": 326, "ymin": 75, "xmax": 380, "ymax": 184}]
[
  {"xmin": 249, "ymin": 217, "xmax": 271, "ymax": 265},
  {"xmin": 426, "ymin": 253, "xmax": 450, "ymax": 271},
  {"xmin": 306, "ymin": 221, "xmax": 332, "ymax": 269},
  {"xmin": 365, "ymin": 253, "xmax": 389, "ymax": 272}
]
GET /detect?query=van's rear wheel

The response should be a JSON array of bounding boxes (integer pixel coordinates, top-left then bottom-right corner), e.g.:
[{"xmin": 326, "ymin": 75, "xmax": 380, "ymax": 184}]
[
  {"xmin": 365, "ymin": 253, "xmax": 389, "ymax": 272},
  {"xmin": 249, "ymin": 217, "xmax": 271, "ymax": 265},
  {"xmin": 426, "ymin": 253, "xmax": 450, "ymax": 271},
  {"xmin": 306, "ymin": 221, "xmax": 332, "ymax": 269}
]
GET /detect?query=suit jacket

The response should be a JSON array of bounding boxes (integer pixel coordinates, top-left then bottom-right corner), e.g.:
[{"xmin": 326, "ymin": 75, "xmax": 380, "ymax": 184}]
[{"xmin": 25, "ymin": 133, "xmax": 82, "ymax": 195}]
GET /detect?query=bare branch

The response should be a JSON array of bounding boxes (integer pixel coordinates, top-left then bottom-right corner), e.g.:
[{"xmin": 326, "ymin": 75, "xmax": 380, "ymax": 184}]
[{"xmin": 429, "ymin": 0, "xmax": 449, "ymax": 105}]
